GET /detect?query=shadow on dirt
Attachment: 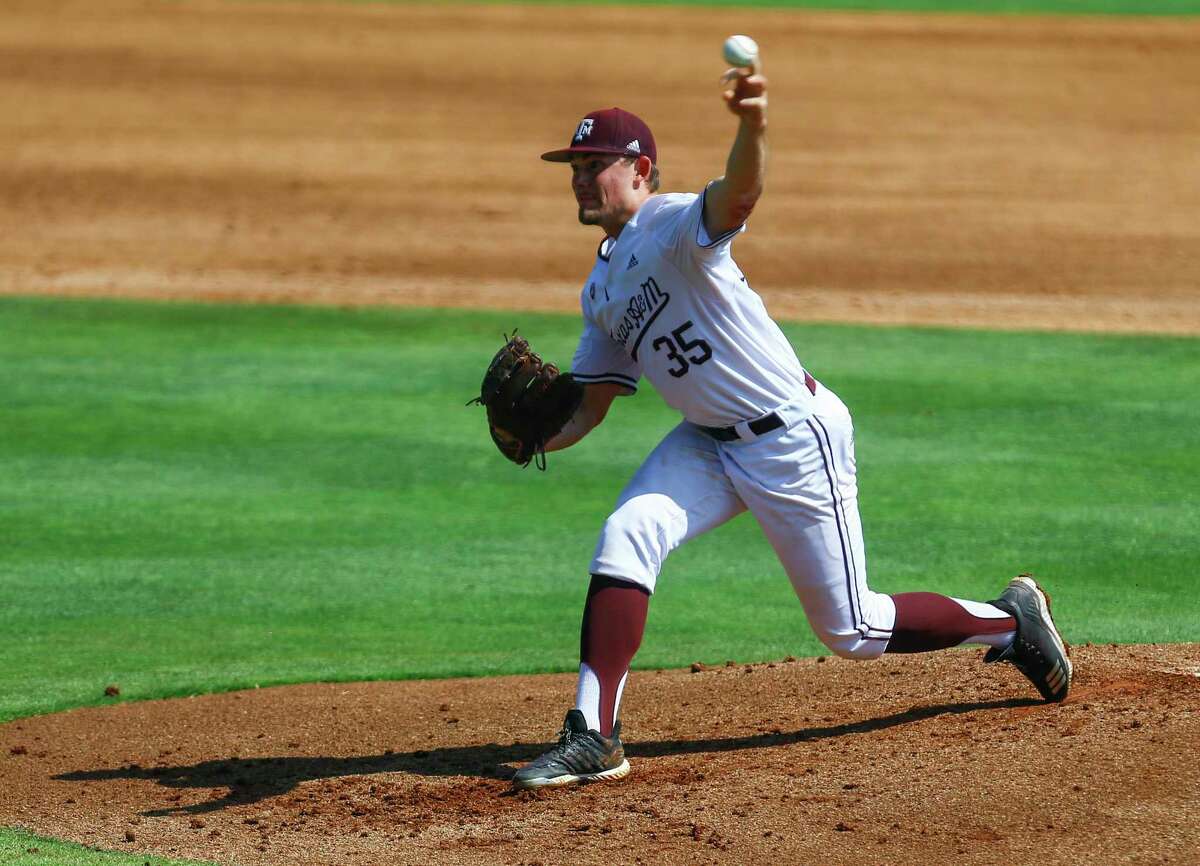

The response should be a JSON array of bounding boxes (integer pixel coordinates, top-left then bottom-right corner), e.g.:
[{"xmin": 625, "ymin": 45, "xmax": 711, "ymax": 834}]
[{"xmin": 53, "ymin": 696, "xmax": 1038, "ymax": 815}]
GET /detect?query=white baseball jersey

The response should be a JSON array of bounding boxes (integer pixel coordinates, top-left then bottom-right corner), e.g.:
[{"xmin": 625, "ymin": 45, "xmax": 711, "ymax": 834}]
[{"xmin": 570, "ymin": 190, "xmax": 815, "ymax": 428}]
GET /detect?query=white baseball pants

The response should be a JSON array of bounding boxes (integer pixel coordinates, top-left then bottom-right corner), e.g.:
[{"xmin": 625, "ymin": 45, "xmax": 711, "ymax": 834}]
[{"xmin": 590, "ymin": 383, "xmax": 897, "ymax": 659}]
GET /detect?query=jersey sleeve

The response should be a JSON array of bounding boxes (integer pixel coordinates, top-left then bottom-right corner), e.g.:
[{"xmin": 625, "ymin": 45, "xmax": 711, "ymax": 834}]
[
  {"xmin": 571, "ymin": 309, "xmax": 639, "ymax": 394},
  {"xmin": 688, "ymin": 183, "xmax": 747, "ymax": 255},
  {"xmin": 648, "ymin": 189, "xmax": 746, "ymax": 265}
]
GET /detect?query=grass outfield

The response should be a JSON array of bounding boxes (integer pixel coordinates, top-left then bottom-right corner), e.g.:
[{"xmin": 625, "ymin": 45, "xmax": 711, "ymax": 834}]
[{"xmin": 2, "ymin": 295, "xmax": 1197, "ymax": 727}]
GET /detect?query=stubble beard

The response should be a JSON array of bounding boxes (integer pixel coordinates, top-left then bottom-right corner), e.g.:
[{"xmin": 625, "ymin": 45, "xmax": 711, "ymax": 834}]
[{"xmin": 577, "ymin": 206, "xmax": 602, "ymax": 226}]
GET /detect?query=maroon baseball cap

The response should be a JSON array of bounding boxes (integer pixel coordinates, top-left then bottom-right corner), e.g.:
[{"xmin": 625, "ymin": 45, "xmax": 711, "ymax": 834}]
[{"xmin": 541, "ymin": 107, "xmax": 657, "ymax": 165}]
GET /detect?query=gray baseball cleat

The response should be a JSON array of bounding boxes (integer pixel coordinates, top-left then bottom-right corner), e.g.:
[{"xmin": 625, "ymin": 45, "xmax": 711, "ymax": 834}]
[
  {"xmin": 511, "ymin": 709, "xmax": 630, "ymax": 789},
  {"xmin": 984, "ymin": 574, "xmax": 1072, "ymax": 702}
]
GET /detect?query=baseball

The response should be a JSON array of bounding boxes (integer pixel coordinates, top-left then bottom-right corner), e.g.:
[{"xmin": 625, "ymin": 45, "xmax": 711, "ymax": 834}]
[{"xmin": 722, "ymin": 34, "xmax": 759, "ymax": 69}]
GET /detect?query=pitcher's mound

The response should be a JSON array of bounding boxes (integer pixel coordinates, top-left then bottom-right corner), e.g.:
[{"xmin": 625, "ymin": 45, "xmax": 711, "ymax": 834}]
[{"xmin": 2, "ymin": 644, "xmax": 1197, "ymax": 865}]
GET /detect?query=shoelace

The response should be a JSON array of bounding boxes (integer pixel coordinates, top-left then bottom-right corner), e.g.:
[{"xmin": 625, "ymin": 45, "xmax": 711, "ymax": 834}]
[
  {"xmin": 547, "ymin": 725, "xmax": 599, "ymax": 765},
  {"xmin": 561, "ymin": 726, "xmax": 593, "ymax": 752}
]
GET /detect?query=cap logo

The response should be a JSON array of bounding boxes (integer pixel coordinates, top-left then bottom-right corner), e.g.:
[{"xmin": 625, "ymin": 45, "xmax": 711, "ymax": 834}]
[
  {"xmin": 626, "ymin": 139, "xmax": 640, "ymax": 153},
  {"xmin": 573, "ymin": 118, "xmax": 595, "ymax": 142}
]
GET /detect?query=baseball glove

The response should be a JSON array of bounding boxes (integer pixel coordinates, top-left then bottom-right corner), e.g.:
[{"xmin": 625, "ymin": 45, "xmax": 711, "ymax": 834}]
[{"xmin": 468, "ymin": 331, "xmax": 584, "ymax": 469}]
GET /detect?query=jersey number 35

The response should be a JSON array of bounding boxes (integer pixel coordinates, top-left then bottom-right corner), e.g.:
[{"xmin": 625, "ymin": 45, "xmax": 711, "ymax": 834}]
[{"xmin": 652, "ymin": 320, "xmax": 713, "ymax": 378}]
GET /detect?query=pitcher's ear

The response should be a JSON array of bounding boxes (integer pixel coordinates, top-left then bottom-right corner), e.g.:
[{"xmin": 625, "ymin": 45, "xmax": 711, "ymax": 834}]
[{"xmin": 633, "ymin": 154, "xmax": 653, "ymax": 186}]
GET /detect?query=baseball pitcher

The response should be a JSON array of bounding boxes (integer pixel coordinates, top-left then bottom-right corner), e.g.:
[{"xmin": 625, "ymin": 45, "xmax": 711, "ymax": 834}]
[{"xmin": 473, "ymin": 51, "xmax": 1072, "ymax": 789}]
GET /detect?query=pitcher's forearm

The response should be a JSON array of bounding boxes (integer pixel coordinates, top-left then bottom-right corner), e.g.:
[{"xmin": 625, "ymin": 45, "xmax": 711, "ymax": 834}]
[
  {"xmin": 720, "ymin": 119, "xmax": 767, "ymax": 222},
  {"xmin": 704, "ymin": 70, "xmax": 769, "ymax": 238},
  {"xmin": 545, "ymin": 410, "xmax": 597, "ymax": 452},
  {"xmin": 545, "ymin": 382, "xmax": 624, "ymax": 452}
]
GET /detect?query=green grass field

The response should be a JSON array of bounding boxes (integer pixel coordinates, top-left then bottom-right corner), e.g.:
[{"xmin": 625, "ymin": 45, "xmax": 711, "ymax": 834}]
[{"xmin": 2, "ymin": 296, "xmax": 1196, "ymax": 727}]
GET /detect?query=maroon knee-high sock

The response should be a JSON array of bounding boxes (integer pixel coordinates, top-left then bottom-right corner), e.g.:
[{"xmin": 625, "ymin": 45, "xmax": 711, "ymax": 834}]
[
  {"xmin": 885, "ymin": 592, "xmax": 1015, "ymax": 654},
  {"xmin": 580, "ymin": 574, "xmax": 650, "ymax": 737}
]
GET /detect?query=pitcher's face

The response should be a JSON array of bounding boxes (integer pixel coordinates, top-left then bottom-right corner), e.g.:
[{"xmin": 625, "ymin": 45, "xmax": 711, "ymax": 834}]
[{"xmin": 569, "ymin": 154, "xmax": 643, "ymax": 234}]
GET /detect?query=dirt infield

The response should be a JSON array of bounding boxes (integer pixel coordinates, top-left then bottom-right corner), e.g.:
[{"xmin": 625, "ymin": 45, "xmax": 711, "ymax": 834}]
[
  {"xmin": 3, "ymin": 0, "xmax": 1199, "ymax": 332},
  {"xmin": 3, "ymin": 2, "xmax": 1200, "ymax": 863},
  {"xmin": 2, "ymin": 645, "xmax": 1199, "ymax": 865}
]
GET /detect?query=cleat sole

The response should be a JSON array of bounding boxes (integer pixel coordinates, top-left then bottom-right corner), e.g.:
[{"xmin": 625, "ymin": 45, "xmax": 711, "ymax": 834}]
[{"xmin": 513, "ymin": 759, "xmax": 631, "ymax": 790}]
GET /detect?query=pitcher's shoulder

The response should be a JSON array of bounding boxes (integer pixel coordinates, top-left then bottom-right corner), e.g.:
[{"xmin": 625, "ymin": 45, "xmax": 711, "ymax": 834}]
[{"xmin": 633, "ymin": 192, "xmax": 698, "ymax": 226}]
